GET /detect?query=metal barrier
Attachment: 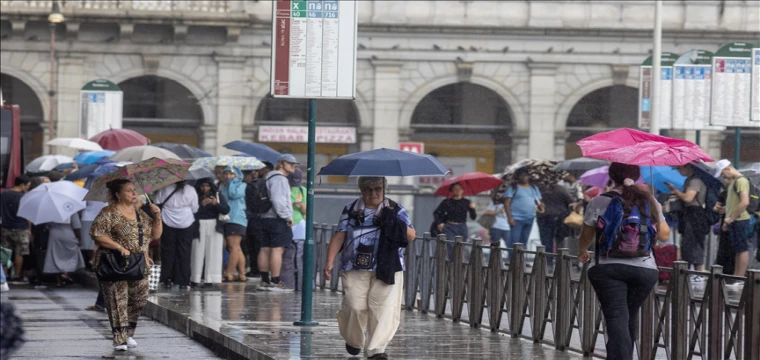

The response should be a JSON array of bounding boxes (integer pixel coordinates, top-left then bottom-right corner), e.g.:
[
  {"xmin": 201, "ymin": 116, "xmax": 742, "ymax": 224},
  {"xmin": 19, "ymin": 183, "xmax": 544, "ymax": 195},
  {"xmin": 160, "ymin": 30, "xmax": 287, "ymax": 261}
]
[{"xmin": 311, "ymin": 225, "xmax": 760, "ymax": 360}]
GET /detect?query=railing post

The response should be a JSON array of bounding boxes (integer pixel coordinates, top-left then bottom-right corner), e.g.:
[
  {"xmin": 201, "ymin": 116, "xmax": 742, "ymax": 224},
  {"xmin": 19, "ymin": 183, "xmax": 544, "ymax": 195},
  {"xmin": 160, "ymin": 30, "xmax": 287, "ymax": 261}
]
[
  {"xmin": 671, "ymin": 261, "xmax": 688, "ymax": 360},
  {"xmin": 532, "ymin": 245, "xmax": 547, "ymax": 343},
  {"xmin": 581, "ymin": 256, "xmax": 596, "ymax": 357},
  {"xmin": 510, "ymin": 243, "xmax": 525, "ymax": 338},
  {"xmin": 639, "ymin": 287, "xmax": 655, "ymax": 360},
  {"xmin": 435, "ymin": 234, "xmax": 448, "ymax": 318},
  {"xmin": 487, "ymin": 242, "xmax": 503, "ymax": 332},
  {"xmin": 451, "ymin": 236, "xmax": 465, "ymax": 322},
  {"xmin": 468, "ymin": 239, "xmax": 484, "ymax": 328},
  {"xmin": 554, "ymin": 248, "xmax": 570, "ymax": 350},
  {"xmin": 744, "ymin": 270, "xmax": 760, "ymax": 360},
  {"xmin": 420, "ymin": 233, "xmax": 432, "ymax": 313},
  {"xmin": 404, "ymin": 234, "xmax": 419, "ymax": 310},
  {"xmin": 708, "ymin": 265, "xmax": 724, "ymax": 360}
]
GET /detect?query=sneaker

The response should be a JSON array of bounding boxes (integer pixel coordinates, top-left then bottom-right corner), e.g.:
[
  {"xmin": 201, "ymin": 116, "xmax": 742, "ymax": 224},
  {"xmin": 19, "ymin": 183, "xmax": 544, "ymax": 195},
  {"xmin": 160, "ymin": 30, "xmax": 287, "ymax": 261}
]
[
  {"xmin": 257, "ymin": 283, "xmax": 273, "ymax": 291},
  {"xmin": 0, "ymin": 283, "xmax": 9, "ymax": 292},
  {"xmin": 268, "ymin": 282, "xmax": 294, "ymax": 292},
  {"xmin": 368, "ymin": 353, "xmax": 388, "ymax": 359},
  {"xmin": 127, "ymin": 337, "xmax": 137, "ymax": 348},
  {"xmin": 726, "ymin": 281, "xmax": 744, "ymax": 291},
  {"xmin": 114, "ymin": 344, "xmax": 128, "ymax": 351},
  {"xmin": 345, "ymin": 343, "xmax": 361, "ymax": 356}
]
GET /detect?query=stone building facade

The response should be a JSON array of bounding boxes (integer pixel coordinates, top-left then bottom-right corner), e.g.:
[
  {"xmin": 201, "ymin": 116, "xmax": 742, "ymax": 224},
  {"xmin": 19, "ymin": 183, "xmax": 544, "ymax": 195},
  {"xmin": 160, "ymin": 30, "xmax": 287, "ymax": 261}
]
[{"xmin": 1, "ymin": 0, "xmax": 758, "ymax": 173}]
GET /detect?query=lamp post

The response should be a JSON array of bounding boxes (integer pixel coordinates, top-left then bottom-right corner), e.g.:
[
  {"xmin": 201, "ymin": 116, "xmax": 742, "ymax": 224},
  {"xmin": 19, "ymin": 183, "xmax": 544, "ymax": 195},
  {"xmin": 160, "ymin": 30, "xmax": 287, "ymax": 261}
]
[{"xmin": 47, "ymin": 1, "xmax": 64, "ymax": 154}]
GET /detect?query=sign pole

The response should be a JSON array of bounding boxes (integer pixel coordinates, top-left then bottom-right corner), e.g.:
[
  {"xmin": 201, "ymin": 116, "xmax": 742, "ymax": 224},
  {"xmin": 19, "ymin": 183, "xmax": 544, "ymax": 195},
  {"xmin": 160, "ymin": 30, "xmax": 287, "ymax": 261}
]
[
  {"xmin": 734, "ymin": 127, "xmax": 741, "ymax": 166},
  {"xmin": 695, "ymin": 130, "xmax": 701, "ymax": 146},
  {"xmin": 650, "ymin": 0, "xmax": 663, "ymax": 135},
  {"xmin": 295, "ymin": 98, "xmax": 319, "ymax": 327}
]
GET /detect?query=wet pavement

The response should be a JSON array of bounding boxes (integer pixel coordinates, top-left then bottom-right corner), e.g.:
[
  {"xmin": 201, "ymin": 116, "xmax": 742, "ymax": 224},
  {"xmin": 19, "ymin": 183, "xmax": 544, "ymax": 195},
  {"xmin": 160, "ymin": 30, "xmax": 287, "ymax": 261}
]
[
  {"xmin": 3, "ymin": 285, "xmax": 222, "ymax": 360},
  {"xmin": 145, "ymin": 279, "xmax": 582, "ymax": 359}
]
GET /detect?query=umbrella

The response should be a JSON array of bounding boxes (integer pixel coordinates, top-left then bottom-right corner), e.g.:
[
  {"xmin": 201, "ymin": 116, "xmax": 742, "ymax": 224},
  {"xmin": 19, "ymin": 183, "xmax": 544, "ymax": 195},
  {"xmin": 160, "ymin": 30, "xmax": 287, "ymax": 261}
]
[
  {"xmin": 184, "ymin": 165, "xmax": 215, "ymax": 180},
  {"xmin": 639, "ymin": 166, "xmax": 687, "ymax": 193},
  {"xmin": 223, "ymin": 141, "xmax": 281, "ymax": 164},
  {"xmin": 47, "ymin": 137, "xmax": 103, "ymax": 151},
  {"xmin": 64, "ymin": 163, "xmax": 103, "ymax": 181},
  {"xmin": 690, "ymin": 162, "xmax": 724, "ymax": 189},
  {"xmin": 553, "ymin": 157, "xmax": 609, "ymax": 172},
  {"xmin": 576, "ymin": 128, "xmax": 713, "ymax": 166},
  {"xmin": 193, "ymin": 156, "xmax": 265, "ymax": 171},
  {"xmin": 110, "ymin": 145, "xmax": 181, "ymax": 162},
  {"xmin": 317, "ymin": 148, "xmax": 449, "ymax": 177},
  {"xmin": 84, "ymin": 158, "xmax": 191, "ymax": 202},
  {"xmin": 502, "ymin": 159, "xmax": 567, "ymax": 190},
  {"xmin": 25, "ymin": 155, "xmax": 74, "ymax": 173},
  {"xmin": 154, "ymin": 143, "xmax": 212, "ymax": 161},
  {"xmin": 17, "ymin": 181, "xmax": 88, "ymax": 224},
  {"xmin": 73, "ymin": 150, "xmax": 116, "ymax": 164},
  {"xmin": 434, "ymin": 172, "xmax": 502, "ymax": 197},
  {"xmin": 579, "ymin": 166, "xmax": 642, "ymax": 188},
  {"xmin": 89, "ymin": 128, "xmax": 149, "ymax": 151}
]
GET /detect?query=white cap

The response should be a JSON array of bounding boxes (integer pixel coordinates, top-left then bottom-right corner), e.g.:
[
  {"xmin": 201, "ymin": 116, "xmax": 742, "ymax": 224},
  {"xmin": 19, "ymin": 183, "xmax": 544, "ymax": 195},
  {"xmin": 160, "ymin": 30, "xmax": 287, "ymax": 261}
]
[{"xmin": 713, "ymin": 159, "xmax": 731, "ymax": 178}]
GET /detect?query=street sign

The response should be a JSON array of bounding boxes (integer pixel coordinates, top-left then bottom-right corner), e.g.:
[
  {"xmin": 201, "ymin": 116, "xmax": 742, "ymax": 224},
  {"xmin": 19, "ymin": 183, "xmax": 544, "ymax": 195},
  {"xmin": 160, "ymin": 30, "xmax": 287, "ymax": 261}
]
[
  {"xmin": 710, "ymin": 42, "xmax": 757, "ymax": 127},
  {"xmin": 639, "ymin": 52, "xmax": 679, "ymax": 129},
  {"xmin": 398, "ymin": 142, "xmax": 424, "ymax": 154},
  {"xmin": 752, "ymin": 44, "xmax": 760, "ymax": 122},
  {"xmin": 671, "ymin": 50, "xmax": 725, "ymax": 130},
  {"xmin": 270, "ymin": 0, "xmax": 358, "ymax": 99},
  {"xmin": 79, "ymin": 79, "xmax": 123, "ymax": 139},
  {"xmin": 258, "ymin": 125, "xmax": 356, "ymax": 143}
]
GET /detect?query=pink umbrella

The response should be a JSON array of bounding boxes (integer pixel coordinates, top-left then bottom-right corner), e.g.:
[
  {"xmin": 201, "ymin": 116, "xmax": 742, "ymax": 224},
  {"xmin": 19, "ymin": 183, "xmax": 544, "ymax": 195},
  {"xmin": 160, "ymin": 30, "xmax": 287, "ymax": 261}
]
[{"xmin": 576, "ymin": 128, "xmax": 713, "ymax": 166}]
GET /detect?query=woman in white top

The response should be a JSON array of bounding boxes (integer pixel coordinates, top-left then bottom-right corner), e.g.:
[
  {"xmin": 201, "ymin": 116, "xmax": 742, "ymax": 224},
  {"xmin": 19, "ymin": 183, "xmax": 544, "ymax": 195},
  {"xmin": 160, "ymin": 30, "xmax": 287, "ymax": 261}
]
[{"xmin": 154, "ymin": 181, "xmax": 199, "ymax": 289}]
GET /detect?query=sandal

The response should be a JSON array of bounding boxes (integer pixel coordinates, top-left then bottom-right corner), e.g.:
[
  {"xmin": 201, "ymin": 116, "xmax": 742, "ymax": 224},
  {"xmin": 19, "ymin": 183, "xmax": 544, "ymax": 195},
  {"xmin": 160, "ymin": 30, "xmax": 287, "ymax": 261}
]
[
  {"xmin": 236, "ymin": 275, "xmax": 247, "ymax": 282},
  {"xmin": 223, "ymin": 275, "xmax": 236, "ymax": 283}
]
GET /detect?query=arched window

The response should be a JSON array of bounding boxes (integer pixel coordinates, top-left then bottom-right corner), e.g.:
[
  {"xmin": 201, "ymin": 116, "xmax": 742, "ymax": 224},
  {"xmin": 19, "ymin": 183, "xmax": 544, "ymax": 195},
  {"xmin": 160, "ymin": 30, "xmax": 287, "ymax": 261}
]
[{"xmin": 1, "ymin": 73, "xmax": 45, "ymax": 165}]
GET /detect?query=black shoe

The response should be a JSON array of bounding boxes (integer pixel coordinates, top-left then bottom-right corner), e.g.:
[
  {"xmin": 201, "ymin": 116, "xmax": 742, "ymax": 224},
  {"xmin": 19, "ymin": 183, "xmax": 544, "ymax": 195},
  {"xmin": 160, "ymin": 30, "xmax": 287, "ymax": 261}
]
[
  {"xmin": 345, "ymin": 343, "xmax": 361, "ymax": 356},
  {"xmin": 179, "ymin": 285, "xmax": 191, "ymax": 290},
  {"xmin": 163, "ymin": 282, "xmax": 173, "ymax": 289},
  {"xmin": 368, "ymin": 353, "xmax": 388, "ymax": 359},
  {"xmin": 190, "ymin": 282, "xmax": 200, "ymax": 288},
  {"xmin": 246, "ymin": 271, "xmax": 261, "ymax": 278}
]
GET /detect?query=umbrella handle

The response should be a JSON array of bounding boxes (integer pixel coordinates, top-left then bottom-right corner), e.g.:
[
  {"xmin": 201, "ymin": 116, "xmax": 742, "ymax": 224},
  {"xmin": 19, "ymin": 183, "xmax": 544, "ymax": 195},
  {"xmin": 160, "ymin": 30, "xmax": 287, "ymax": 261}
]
[{"xmin": 133, "ymin": 177, "xmax": 153, "ymax": 205}]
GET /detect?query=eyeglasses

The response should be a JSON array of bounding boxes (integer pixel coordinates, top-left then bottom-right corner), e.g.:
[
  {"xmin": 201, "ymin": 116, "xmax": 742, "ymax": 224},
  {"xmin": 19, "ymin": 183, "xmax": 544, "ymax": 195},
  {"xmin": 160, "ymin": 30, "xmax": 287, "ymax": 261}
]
[{"xmin": 361, "ymin": 186, "xmax": 384, "ymax": 194}]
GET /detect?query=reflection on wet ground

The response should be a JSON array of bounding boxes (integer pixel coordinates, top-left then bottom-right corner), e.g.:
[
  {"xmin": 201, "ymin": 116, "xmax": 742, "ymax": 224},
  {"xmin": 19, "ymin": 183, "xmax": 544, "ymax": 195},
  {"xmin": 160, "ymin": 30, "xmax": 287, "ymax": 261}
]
[{"xmin": 146, "ymin": 280, "xmax": 582, "ymax": 359}]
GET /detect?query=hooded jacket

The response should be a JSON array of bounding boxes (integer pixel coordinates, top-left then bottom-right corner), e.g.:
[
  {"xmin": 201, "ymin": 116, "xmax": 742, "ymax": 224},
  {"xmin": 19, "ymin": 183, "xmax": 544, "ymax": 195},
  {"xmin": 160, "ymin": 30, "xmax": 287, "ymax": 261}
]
[
  {"xmin": 219, "ymin": 167, "xmax": 248, "ymax": 227},
  {"xmin": 195, "ymin": 178, "xmax": 230, "ymax": 220}
]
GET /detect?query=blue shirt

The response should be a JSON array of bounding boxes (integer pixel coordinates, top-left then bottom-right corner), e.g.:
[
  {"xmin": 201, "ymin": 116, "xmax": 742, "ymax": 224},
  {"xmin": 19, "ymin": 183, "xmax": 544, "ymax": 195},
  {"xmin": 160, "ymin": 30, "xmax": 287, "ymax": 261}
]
[
  {"xmin": 487, "ymin": 203, "xmax": 510, "ymax": 230},
  {"xmin": 505, "ymin": 184, "xmax": 542, "ymax": 222},
  {"xmin": 336, "ymin": 200, "xmax": 413, "ymax": 272}
]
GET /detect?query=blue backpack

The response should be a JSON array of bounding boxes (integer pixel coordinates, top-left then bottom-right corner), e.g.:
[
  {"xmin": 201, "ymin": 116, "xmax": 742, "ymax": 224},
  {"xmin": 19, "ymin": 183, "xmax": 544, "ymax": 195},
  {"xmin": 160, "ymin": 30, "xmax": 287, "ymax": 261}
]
[{"xmin": 595, "ymin": 192, "xmax": 656, "ymax": 261}]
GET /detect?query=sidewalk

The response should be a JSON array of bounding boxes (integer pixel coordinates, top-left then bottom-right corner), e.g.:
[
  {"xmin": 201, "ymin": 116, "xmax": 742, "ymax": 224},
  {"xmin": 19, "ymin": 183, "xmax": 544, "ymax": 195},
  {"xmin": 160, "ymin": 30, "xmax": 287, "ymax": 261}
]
[
  {"xmin": 3, "ymin": 285, "xmax": 221, "ymax": 360},
  {"xmin": 144, "ymin": 280, "xmax": 581, "ymax": 360}
]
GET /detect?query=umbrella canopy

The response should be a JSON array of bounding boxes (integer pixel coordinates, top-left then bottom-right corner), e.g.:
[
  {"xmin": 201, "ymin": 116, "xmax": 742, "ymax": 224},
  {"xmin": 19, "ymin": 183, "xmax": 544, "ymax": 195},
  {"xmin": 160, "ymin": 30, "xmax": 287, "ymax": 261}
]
[
  {"xmin": 502, "ymin": 159, "xmax": 566, "ymax": 190},
  {"xmin": 738, "ymin": 162, "xmax": 760, "ymax": 175},
  {"xmin": 223, "ymin": 141, "xmax": 281, "ymax": 164},
  {"xmin": 553, "ymin": 157, "xmax": 609, "ymax": 172},
  {"xmin": 47, "ymin": 137, "xmax": 103, "ymax": 151},
  {"xmin": 64, "ymin": 163, "xmax": 100, "ymax": 181},
  {"xmin": 89, "ymin": 128, "xmax": 149, "ymax": 151},
  {"xmin": 73, "ymin": 150, "xmax": 116, "ymax": 164},
  {"xmin": 193, "ymin": 156, "xmax": 265, "ymax": 171},
  {"xmin": 579, "ymin": 166, "xmax": 641, "ymax": 188},
  {"xmin": 84, "ymin": 158, "xmax": 190, "ymax": 202},
  {"xmin": 25, "ymin": 155, "xmax": 74, "ymax": 173},
  {"xmin": 690, "ymin": 162, "xmax": 724, "ymax": 189},
  {"xmin": 184, "ymin": 165, "xmax": 216, "ymax": 180},
  {"xmin": 434, "ymin": 172, "xmax": 502, "ymax": 197},
  {"xmin": 317, "ymin": 148, "xmax": 449, "ymax": 177},
  {"xmin": 639, "ymin": 166, "xmax": 687, "ymax": 193},
  {"xmin": 576, "ymin": 128, "xmax": 713, "ymax": 166},
  {"xmin": 18, "ymin": 181, "xmax": 88, "ymax": 224},
  {"xmin": 153, "ymin": 143, "xmax": 212, "ymax": 161},
  {"xmin": 110, "ymin": 145, "xmax": 181, "ymax": 162}
]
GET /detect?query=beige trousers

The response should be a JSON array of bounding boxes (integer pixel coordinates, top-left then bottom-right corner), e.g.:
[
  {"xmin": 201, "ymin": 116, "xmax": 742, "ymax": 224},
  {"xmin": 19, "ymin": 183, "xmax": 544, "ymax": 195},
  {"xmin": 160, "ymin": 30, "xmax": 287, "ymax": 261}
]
[{"xmin": 337, "ymin": 270, "xmax": 404, "ymax": 357}]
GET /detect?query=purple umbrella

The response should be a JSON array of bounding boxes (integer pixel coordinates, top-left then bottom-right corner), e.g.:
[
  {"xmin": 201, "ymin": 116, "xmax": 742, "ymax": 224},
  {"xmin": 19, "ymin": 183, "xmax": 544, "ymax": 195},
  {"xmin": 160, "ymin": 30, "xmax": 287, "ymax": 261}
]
[{"xmin": 579, "ymin": 166, "xmax": 644, "ymax": 189}]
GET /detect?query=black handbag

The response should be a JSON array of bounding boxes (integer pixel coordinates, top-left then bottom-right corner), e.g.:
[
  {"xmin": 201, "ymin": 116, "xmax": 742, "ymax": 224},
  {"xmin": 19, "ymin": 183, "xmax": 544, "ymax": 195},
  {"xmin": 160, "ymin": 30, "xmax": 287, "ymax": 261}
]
[{"xmin": 96, "ymin": 211, "xmax": 146, "ymax": 282}]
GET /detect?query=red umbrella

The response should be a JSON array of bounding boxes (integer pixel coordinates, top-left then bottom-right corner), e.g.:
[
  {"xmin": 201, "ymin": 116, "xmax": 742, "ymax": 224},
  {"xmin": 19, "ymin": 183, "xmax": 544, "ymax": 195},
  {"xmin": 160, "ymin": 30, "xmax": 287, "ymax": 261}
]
[
  {"xmin": 576, "ymin": 128, "xmax": 713, "ymax": 166},
  {"xmin": 434, "ymin": 172, "xmax": 502, "ymax": 197},
  {"xmin": 89, "ymin": 128, "xmax": 149, "ymax": 151}
]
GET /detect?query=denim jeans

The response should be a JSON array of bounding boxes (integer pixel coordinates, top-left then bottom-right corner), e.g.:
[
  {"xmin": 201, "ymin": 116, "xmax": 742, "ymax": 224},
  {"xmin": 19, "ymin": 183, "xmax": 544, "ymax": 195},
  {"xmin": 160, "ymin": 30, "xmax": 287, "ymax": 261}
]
[
  {"xmin": 537, "ymin": 215, "xmax": 560, "ymax": 264},
  {"xmin": 509, "ymin": 219, "xmax": 534, "ymax": 248},
  {"xmin": 588, "ymin": 264, "xmax": 658, "ymax": 360},
  {"xmin": 489, "ymin": 228, "xmax": 510, "ymax": 246},
  {"xmin": 443, "ymin": 223, "xmax": 469, "ymax": 259},
  {"xmin": 0, "ymin": 265, "xmax": 6, "ymax": 283}
]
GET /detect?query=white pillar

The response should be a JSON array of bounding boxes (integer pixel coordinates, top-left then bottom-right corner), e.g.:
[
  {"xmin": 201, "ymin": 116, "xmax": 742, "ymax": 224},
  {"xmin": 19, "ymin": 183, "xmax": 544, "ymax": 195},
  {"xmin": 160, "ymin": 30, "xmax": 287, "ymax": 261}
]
[
  {"xmin": 527, "ymin": 63, "xmax": 559, "ymax": 160},
  {"xmin": 55, "ymin": 55, "xmax": 86, "ymax": 157},
  {"xmin": 214, "ymin": 56, "xmax": 248, "ymax": 155},
  {"xmin": 371, "ymin": 60, "xmax": 403, "ymax": 150}
]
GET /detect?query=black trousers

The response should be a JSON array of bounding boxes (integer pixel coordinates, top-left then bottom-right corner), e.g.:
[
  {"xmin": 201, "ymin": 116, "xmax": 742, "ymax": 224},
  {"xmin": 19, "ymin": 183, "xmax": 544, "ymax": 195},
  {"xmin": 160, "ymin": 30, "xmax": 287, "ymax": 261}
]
[
  {"xmin": 159, "ymin": 224, "xmax": 194, "ymax": 286},
  {"xmin": 246, "ymin": 220, "xmax": 261, "ymax": 275}
]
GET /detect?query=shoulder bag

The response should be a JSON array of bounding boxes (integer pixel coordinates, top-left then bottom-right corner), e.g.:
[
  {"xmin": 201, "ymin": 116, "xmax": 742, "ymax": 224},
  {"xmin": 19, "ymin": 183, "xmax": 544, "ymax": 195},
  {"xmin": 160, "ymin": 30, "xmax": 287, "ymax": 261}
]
[{"xmin": 96, "ymin": 211, "xmax": 146, "ymax": 282}]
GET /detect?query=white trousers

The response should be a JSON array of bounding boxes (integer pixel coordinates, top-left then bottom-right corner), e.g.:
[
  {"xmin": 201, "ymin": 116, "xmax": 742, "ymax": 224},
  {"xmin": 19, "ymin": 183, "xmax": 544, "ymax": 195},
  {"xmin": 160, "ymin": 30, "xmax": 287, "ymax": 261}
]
[
  {"xmin": 190, "ymin": 219, "xmax": 223, "ymax": 284},
  {"xmin": 337, "ymin": 271, "xmax": 404, "ymax": 357}
]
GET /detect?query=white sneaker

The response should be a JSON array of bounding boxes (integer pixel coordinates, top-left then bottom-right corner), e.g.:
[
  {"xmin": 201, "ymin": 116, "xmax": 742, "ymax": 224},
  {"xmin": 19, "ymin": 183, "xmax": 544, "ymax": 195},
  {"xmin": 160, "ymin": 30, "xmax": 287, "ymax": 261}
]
[
  {"xmin": 0, "ymin": 283, "xmax": 9, "ymax": 292},
  {"xmin": 114, "ymin": 344, "xmax": 128, "ymax": 351},
  {"xmin": 268, "ymin": 282, "xmax": 294, "ymax": 292},
  {"xmin": 726, "ymin": 281, "xmax": 744, "ymax": 291},
  {"xmin": 257, "ymin": 283, "xmax": 273, "ymax": 292},
  {"xmin": 127, "ymin": 337, "xmax": 137, "ymax": 348},
  {"xmin": 691, "ymin": 277, "xmax": 705, "ymax": 289}
]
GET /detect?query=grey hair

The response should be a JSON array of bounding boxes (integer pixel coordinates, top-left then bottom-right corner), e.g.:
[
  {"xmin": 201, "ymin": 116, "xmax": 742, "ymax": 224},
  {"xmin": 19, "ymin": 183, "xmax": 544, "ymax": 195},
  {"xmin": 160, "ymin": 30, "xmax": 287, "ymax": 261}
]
[{"xmin": 357, "ymin": 176, "xmax": 387, "ymax": 191}]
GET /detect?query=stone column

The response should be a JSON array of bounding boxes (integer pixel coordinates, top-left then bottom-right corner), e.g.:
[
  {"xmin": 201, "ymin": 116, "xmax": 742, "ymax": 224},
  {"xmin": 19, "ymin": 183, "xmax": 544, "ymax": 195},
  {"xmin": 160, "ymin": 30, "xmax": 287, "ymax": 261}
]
[
  {"xmin": 214, "ymin": 56, "xmax": 248, "ymax": 155},
  {"xmin": 371, "ymin": 60, "xmax": 403, "ymax": 150},
  {"xmin": 55, "ymin": 55, "xmax": 86, "ymax": 157},
  {"xmin": 554, "ymin": 132, "xmax": 567, "ymax": 161},
  {"xmin": 512, "ymin": 132, "xmax": 530, "ymax": 162},
  {"xmin": 357, "ymin": 127, "xmax": 374, "ymax": 152},
  {"xmin": 527, "ymin": 63, "xmax": 559, "ymax": 160},
  {"xmin": 706, "ymin": 131, "xmax": 725, "ymax": 162}
]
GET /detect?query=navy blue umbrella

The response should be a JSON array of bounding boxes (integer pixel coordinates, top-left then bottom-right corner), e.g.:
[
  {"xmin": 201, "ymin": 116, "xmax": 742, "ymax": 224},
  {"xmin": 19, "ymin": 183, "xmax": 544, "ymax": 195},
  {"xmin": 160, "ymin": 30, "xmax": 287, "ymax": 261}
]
[
  {"xmin": 153, "ymin": 143, "xmax": 211, "ymax": 160},
  {"xmin": 64, "ymin": 163, "xmax": 101, "ymax": 181},
  {"xmin": 690, "ymin": 162, "xmax": 724, "ymax": 189},
  {"xmin": 317, "ymin": 148, "xmax": 449, "ymax": 177},
  {"xmin": 223, "ymin": 141, "xmax": 281, "ymax": 164}
]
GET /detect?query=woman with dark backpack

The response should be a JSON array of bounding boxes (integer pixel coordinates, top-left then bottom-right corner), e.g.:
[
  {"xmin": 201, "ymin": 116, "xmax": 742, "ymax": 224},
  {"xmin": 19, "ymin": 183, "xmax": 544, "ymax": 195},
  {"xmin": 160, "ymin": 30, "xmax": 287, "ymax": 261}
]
[{"xmin": 578, "ymin": 163, "xmax": 670, "ymax": 360}]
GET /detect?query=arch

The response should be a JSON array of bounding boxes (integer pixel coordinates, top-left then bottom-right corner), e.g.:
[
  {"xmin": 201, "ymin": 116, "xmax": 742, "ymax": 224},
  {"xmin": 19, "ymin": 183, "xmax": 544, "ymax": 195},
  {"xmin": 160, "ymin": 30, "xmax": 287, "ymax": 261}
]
[
  {"xmin": 0, "ymin": 66, "xmax": 50, "ymax": 121},
  {"xmin": 399, "ymin": 75, "xmax": 527, "ymax": 131},
  {"xmin": 251, "ymin": 85, "xmax": 371, "ymax": 129},
  {"xmin": 109, "ymin": 68, "xmax": 213, "ymax": 126},
  {"xmin": 0, "ymin": 72, "xmax": 47, "ymax": 165},
  {"xmin": 554, "ymin": 77, "xmax": 639, "ymax": 131},
  {"xmin": 254, "ymin": 97, "xmax": 360, "ymax": 125}
]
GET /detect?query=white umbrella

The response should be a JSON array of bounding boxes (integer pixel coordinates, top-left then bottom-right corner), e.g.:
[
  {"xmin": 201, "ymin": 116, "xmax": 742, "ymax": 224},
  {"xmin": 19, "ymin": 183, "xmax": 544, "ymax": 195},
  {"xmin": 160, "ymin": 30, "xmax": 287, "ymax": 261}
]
[
  {"xmin": 18, "ymin": 181, "xmax": 88, "ymax": 224},
  {"xmin": 26, "ymin": 155, "xmax": 74, "ymax": 173},
  {"xmin": 47, "ymin": 137, "xmax": 103, "ymax": 151},
  {"xmin": 110, "ymin": 145, "xmax": 181, "ymax": 162},
  {"xmin": 184, "ymin": 165, "xmax": 216, "ymax": 180}
]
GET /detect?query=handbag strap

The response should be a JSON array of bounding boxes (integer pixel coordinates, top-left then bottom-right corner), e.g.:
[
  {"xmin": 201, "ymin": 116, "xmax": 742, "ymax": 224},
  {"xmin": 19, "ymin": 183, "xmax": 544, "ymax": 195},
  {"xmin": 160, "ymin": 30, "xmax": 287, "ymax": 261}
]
[
  {"xmin": 135, "ymin": 210, "xmax": 144, "ymax": 247},
  {"xmin": 159, "ymin": 186, "xmax": 182, "ymax": 207}
]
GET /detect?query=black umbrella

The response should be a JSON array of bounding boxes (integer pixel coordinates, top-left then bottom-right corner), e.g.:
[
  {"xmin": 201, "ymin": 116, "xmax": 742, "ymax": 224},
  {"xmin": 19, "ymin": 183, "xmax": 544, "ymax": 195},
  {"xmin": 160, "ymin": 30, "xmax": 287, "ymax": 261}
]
[
  {"xmin": 690, "ymin": 162, "xmax": 724, "ymax": 189},
  {"xmin": 553, "ymin": 157, "xmax": 609, "ymax": 172},
  {"xmin": 153, "ymin": 143, "xmax": 211, "ymax": 161}
]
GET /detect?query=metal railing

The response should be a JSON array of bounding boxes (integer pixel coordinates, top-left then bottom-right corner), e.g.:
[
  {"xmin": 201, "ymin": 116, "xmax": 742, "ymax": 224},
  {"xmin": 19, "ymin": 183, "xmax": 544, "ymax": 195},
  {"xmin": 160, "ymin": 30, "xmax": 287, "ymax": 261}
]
[{"xmin": 311, "ymin": 224, "xmax": 760, "ymax": 360}]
